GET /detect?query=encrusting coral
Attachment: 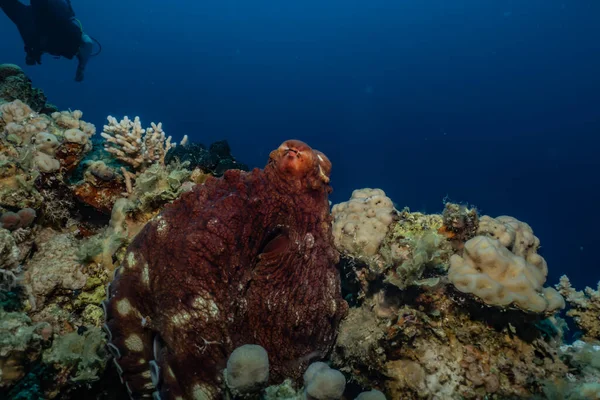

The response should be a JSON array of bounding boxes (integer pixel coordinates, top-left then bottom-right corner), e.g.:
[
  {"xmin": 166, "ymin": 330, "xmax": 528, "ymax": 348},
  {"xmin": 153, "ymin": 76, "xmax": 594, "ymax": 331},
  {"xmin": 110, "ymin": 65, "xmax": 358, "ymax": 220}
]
[
  {"xmin": 42, "ymin": 326, "xmax": 108, "ymax": 384},
  {"xmin": 379, "ymin": 209, "xmax": 452, "ymax": 290},
  {"xmin": 23, "ymin": 229, "xmax": 88, "ymax": 312},
  {"xmin": 0, "ymin": 309, "xmax": 52, "ymax": 388},
  {"xmin": 0, "ymin": 228, "xmax": 21, "ymax": 292}
]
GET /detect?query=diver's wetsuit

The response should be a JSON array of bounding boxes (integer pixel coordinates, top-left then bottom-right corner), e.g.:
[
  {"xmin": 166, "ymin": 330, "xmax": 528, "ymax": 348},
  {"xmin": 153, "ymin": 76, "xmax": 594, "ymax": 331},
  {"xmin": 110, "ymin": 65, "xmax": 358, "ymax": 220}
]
[{"xmin": 0, "ymin": 0, "xmax": 93, "ymax": 81}]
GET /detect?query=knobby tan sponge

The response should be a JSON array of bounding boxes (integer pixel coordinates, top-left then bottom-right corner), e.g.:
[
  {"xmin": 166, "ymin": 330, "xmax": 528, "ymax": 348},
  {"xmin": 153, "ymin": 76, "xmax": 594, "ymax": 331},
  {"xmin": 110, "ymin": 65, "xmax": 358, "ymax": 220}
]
[
  {"xmin": 478, "ymin": 215, "xmax": 540, "ymax": 260},
  {"xmin": 449, "ymin": 216, "xmax": 564, "ymax": 313},
  {"xmin": 332, "ymin": 188, "xmax": 396, "ymax": 258}
]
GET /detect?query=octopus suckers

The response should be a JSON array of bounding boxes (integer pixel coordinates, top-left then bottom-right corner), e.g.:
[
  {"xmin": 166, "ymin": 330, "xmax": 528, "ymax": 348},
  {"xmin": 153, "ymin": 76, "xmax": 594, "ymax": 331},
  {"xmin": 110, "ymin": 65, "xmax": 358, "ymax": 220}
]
[
  {"xmin": 192, "ymin": 297, "xmax": 219, "ymax": 318},
  {"xmin": 304, "ymin": 232, "xmax": 315, "ymax": 248},
  {"xmin": 126, "ymin": 252, "xmax": 136, "ymax": 268},
  {"xmin": 171, "ymin": 310, "xmax": 192, "ymax": 326},
  {"xmin": 156, "ymin": 218, "xmax": 168, "ymax": 235},
  {"xmin": 207, "ymin": 217, "xmax": 219, "ymax": 227},
  {"xmin": 125, "ymin": 334, "xmax": 145, "ymax": 352},
  {"xmin": 142, "ymin": 263, "xmax": 150, "ymax": 286},
  {"xmin": 116, "ymin": 298, "xmax": 133, "ymax": 316}
]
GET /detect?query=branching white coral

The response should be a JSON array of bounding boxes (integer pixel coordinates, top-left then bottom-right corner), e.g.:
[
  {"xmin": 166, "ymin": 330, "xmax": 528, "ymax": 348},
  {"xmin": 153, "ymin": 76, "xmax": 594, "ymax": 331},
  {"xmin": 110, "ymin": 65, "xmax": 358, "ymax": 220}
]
[
  {"xmin": 100, "ymin": 115, "xmax": 179, "ymax": 171},
  {"xmin": 556, "ymin": 275, "xmax": 600, "ymax": 340}
]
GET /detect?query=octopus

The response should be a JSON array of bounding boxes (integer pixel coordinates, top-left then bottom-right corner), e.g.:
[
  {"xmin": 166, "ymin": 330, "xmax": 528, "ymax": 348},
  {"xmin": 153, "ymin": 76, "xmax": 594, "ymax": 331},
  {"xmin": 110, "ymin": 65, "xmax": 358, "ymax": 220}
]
[{"xmin": 103, "ymin": 140, "xmax": 348, "ymax": 399}]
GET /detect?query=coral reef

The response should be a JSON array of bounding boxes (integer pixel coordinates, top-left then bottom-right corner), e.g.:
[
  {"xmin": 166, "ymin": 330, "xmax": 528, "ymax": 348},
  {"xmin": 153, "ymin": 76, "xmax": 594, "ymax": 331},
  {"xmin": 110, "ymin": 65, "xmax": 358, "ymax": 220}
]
[
  {"xmin": 0, "ymin": 99, "xmax": 95, "ymax": 214},
  {"xmin": 129, "ymin": 161, "xmax": 192, "ymax": 213},
  {"xmin": 42, "ymin": 326, "xmax": 108, "ymax": 384},
  {"xmin": 75, "ymin": 116, "xmax": 246, "ymax": 216},
  {"xmin": 0, "ymin": 72, "xmax": 255, "ymax": 399},
  {"xmin": 0, "ymin": 91, "xmax": 116, "ymax": 398},
  {"xmin": 164, "ymin": 140, "xmax": 249, "ymax": 176},
  {"xmin": 0, "ymin": 228, "xmax": 20, "ymax": 291},
  {"xmin": 1, "ymin": 69, "xmax": 598, "ymax": 400},
  {"xmin": 379, "ymin": 210, "xmax": 452, "ymax": 290},
  {"xmin": 556, "ymin": 275, "xmax": 600, "ymax": 342},
  {"xmin": 330, "ymin": 191, "xmax": 584, "ymax": 399},
  {"xmin": 23, "ymin": 229, "xmax": 88, "ymax": 312},
  {"xmin": 0, "ymin": 64, "xmax": 56, "ymax": 114},
  {"xmin": 104, "ymin": 140, "xmax": 347, "ymax": 399},
  {"xmin": 332, "ymin": 284, "xmax": 571, "ymax": 398},
  {"xmin": 0, "ymin": 310, "xmax": 51, "ymax": 388}
]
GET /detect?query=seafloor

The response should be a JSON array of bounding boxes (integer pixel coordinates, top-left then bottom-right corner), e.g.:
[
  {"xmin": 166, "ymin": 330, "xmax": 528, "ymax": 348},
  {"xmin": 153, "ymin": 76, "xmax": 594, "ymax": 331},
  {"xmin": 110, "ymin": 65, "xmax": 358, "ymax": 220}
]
[{"xmin": 0, "ymin": 64, "xmax": 599, "ymax": 400}]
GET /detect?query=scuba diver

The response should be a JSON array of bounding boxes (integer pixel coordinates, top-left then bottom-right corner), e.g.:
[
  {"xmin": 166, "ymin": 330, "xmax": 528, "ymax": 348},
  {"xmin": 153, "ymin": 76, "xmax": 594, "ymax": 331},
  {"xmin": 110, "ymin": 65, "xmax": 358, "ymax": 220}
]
[{"xmin": 0, "ymin": 0, "xmax": 99, "ymax": 82}]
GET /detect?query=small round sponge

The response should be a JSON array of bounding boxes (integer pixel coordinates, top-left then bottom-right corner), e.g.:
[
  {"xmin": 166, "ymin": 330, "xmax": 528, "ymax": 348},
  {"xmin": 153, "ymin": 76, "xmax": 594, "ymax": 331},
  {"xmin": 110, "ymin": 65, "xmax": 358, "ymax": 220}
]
[
  {"xmin": 303, "ymin": 362, "xmax": 346, "ymax": 400},
  {"xmin": 34, "ymin": 151, "xmax": 60, "ymax": 173},
  {"xmin": 34, "ymin": 132, "xmax": 59, "ymax": 155},
  {"xmin": 355, "ymin": 389, "xmax": 387, "ymax": 400},
  {"xmin": 224, "ymin": 344, "xmax": 269, "ymax": 396},
  {"xmin": 64, "ymin": 128, "xmax": 89, "ymax": 145}
]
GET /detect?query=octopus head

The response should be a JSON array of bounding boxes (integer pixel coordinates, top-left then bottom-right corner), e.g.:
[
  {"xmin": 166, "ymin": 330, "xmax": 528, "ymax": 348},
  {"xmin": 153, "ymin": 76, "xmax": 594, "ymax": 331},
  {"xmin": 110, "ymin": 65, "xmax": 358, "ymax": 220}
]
[{"xmin": 269, "ymin": 140, "xmax": 332, "ymax": 185}]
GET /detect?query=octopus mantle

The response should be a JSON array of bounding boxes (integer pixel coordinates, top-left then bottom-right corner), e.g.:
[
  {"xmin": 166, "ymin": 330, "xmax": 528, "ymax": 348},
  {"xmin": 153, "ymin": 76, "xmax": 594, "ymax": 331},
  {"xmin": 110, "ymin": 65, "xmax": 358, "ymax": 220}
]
[{"xmin": 104, "ymin": 140, "xmax": 348, "ymax": 399}]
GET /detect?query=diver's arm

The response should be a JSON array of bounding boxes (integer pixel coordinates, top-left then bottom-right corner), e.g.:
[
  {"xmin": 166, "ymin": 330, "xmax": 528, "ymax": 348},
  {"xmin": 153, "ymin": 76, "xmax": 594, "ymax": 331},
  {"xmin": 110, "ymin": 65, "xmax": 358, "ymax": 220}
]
[{"xmin": 75, "ymin": 33, "xmax": 93, "ymax": 82}]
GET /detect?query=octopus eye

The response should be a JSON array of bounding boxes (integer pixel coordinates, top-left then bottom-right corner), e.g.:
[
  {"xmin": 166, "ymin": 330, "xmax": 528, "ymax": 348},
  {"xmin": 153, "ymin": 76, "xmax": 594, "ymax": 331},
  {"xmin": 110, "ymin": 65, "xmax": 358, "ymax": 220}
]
[
  {"xmin": 259, "ymin": 227, "xmax": 290, "ymax": 257},
  {"xmin": 262, "ymin": 234, "xmax": 290, "ymax": 255}
]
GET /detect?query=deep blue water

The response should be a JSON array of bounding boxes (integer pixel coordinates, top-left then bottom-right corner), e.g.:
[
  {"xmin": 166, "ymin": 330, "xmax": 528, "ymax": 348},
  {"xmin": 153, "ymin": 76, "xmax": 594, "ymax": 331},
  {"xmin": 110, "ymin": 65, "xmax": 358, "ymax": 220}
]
[{"xmin": 1, "ymin": 0, "xmax": 599, "ymax": 289}]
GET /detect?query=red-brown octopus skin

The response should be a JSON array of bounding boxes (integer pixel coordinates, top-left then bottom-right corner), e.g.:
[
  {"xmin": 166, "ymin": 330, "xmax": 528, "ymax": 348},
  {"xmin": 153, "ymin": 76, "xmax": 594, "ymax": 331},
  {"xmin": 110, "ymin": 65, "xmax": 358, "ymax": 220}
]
[{"xmin": 103, "ymin": 140, "xmax": 348, "ymax": 400}]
